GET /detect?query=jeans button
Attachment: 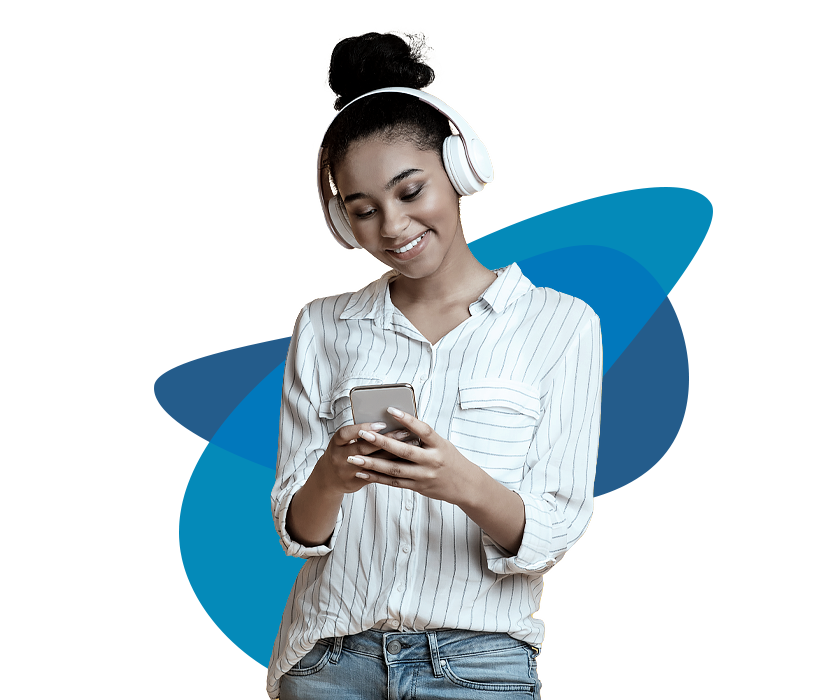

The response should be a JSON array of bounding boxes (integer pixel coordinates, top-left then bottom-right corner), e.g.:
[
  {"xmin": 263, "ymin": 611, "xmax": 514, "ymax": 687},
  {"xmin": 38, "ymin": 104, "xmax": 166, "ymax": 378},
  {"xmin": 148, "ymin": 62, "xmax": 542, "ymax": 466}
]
[{"xmin": 387, "ymin": 640, "xmax": 402, "ymax": 654}]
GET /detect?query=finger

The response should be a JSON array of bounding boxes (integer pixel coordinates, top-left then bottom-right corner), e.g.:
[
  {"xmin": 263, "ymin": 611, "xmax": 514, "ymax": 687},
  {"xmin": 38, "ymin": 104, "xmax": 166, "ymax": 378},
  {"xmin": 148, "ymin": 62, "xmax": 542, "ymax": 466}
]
[
  {"xmin": 349, "ymin": 430, "xmax": 411, "ymax": 458},
  {"xmin": 349, "ymin": 455, "xmax": 418, "ymax": 488},
  {"xmin": 357, "ymin": 429, "xmax": 421, "ymax": 463},
  {"xmin": 361, "ymin": 454, "xmax": 415, "ymax": 477},
  {"xmin": 345, "ymin": 453, "xmax": 395, "ymax": 471},
  {"xmin": 386, "ymin": 407, "xmax": 436, "ymax": 445},
  {"xmin": 346, "ymin": 426, "xmax": 408, "ymax": 446},
  {"xmin": 334, "ymin": 421, "xmax": 388, "ymax": 446},
  {"xmin": 355, "ymin": 428, "xmax": 410, "ymax": 444},
  {"xmin": 354, "ymin": 469, "xmax": 417, "ymax": 490},
  {"xmin": 368, "ymin": 449, "xmax": 399, "ymax": 461}
]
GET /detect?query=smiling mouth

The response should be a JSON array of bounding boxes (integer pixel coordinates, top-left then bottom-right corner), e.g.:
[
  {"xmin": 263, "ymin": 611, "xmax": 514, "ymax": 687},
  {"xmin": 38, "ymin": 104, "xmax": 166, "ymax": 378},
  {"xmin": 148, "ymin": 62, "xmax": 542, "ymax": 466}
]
[{"xmin": 390, "ymin": 231, "xmax": 428, "ymax": 254}]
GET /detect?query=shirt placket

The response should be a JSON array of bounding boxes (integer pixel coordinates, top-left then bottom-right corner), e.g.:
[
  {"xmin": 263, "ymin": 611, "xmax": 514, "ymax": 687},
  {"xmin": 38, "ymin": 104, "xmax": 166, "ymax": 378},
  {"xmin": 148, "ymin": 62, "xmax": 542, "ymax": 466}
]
[
  {"xmin": 381, "ymin": 296, "xmax": 486, "ymax": 630},
  {"xmin": 393, "ymin": 339, "xmax": 437, "ymax": 630}
]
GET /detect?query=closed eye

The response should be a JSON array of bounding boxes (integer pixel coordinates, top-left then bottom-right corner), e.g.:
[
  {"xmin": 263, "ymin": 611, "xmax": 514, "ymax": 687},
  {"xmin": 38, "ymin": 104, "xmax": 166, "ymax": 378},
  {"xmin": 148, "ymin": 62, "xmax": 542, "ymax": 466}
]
[
  {"xmin": 350, "ymin": 184, "xmax": 423, "ymax": 219},
  {"xmin": 401, "ymin": 186, "xmax": 423, "ymax": 202}
]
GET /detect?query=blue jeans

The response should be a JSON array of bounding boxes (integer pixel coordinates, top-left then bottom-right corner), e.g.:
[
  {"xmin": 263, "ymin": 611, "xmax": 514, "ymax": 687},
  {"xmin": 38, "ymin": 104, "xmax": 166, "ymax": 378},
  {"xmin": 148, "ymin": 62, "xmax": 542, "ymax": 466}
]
[{"xmin": 280, "ymin": 628, "xmax": 542, "ymax": 699}]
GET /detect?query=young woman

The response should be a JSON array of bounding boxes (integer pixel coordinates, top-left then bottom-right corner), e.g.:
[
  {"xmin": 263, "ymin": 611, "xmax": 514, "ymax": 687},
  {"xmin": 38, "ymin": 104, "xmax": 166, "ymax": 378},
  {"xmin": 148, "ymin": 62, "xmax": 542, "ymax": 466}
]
[{"xmin": 267, "ymin": 33, "xmax": 602, "ymax": 700}]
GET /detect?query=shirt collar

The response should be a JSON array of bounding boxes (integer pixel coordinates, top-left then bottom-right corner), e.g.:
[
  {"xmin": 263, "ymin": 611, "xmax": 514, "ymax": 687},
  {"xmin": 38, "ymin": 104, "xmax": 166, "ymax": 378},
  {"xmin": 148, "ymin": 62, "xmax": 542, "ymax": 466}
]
[
  {"xmin": 476, "ymin": 262, "xmax": 535, "ymax": 314},
  {"xmin": 339, "ymin": 263, "xmax": 534, "ymax": 322}
]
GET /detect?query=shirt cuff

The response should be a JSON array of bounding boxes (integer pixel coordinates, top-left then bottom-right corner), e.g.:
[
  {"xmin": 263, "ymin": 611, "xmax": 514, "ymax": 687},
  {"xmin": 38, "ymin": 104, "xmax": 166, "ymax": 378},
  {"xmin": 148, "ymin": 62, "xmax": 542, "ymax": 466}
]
[
  {"xmin": 274, "ymin": 480, "xmax": 343, "ymax": 559},
  {"xmin": 482, "ymin": 490, "xmax": 566, "ymax": 575}
]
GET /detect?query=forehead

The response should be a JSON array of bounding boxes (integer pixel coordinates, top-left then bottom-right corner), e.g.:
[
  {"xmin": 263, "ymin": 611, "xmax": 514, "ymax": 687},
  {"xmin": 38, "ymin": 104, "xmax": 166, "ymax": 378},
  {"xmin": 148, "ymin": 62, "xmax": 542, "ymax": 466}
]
[{"xmin": 335, "ymin": 137, "xmax": 443, "ymax": 193}]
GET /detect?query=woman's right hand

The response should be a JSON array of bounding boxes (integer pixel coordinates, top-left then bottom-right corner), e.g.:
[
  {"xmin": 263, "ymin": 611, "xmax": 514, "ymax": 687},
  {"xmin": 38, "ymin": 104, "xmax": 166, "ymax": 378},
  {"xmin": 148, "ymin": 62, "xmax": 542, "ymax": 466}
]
[
  {"xmin": 316, "ymin": 422, "xmax": 410, "ymax": 494},
  {"xmin": 287, "ymin": 422, "xmax": 408, "ymax": 548}
]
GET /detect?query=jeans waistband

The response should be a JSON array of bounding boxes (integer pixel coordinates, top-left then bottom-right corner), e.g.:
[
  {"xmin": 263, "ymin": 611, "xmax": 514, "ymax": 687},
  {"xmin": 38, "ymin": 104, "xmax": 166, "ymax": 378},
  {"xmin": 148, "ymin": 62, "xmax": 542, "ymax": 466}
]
[{"xmin": 321, "ymin": 628, "xmax": 531, "ymax": 677}]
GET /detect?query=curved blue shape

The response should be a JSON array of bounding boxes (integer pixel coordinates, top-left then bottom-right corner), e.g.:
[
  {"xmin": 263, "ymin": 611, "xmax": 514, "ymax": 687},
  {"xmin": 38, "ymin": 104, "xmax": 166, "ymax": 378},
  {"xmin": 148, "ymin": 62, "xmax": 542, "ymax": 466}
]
[
  {"xmin": 518, "ymin": 245, "xmax": 665, "ymax": 370},
  {"xmin": 156, "ymin": 221, "xmax": 286, "ymax": 545},
  {"xmin": 179, "ymin": 442, "xmax": 303, "ymax": 666},
  {"xmin": 470, "ymin": 196, "xmax": 712, "ymax": 294},
  {"xmin": 594, "ymin": 237, "xmax": 707, "ymax": 546},
  {"xmin": 211, "ymin": 363, "xmax": 284, "ymax": 469}
]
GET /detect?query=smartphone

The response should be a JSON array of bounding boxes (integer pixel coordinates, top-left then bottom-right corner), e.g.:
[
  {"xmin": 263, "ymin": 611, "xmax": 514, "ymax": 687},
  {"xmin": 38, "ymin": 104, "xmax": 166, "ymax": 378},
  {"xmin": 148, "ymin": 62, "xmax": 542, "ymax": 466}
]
[{"xmin": 350, "ymin": 383, "xmax": 419, "ymax": 446}]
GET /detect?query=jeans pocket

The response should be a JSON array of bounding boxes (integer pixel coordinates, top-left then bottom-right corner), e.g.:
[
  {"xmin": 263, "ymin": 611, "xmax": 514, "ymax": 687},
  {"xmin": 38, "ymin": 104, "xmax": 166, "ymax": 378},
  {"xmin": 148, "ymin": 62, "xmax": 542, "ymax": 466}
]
[
  {"xmin": 284, "ymin": 639, "xmax": 334, "ymax": 677},
  {"xmin": 441, "ymin": 645, "xmax": 536, "ymax": 693}
]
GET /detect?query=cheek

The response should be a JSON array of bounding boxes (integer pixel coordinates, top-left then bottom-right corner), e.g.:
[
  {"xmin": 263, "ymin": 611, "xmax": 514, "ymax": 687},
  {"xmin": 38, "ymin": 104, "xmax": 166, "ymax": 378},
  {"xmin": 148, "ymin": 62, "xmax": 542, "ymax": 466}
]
[
  {"xmin": 422, "ymin": 187, "xmax": 460, "ymax": 225},
  {"xmin": 351, "ymin": 227, "xmax": 375, "ymax": 251}
]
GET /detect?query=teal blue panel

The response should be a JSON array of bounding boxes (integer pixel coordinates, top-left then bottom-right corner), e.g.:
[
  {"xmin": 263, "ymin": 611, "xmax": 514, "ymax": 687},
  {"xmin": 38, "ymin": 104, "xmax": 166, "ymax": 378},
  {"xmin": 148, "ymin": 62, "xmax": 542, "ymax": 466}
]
[{"xmin": 155, "ymin": 445, "xmax": 302, "ymax": 700}]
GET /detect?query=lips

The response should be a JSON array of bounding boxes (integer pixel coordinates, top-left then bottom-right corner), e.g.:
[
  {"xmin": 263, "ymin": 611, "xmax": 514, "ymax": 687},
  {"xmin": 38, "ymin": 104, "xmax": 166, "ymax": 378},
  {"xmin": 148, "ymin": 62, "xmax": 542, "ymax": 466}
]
[
  {"xmin": 389, "ymin": 230, "xmax": 428, "ymax": 253},
  {"xmin": 387, "ymin": 230, "xmax": 431, "ymax": 261}
]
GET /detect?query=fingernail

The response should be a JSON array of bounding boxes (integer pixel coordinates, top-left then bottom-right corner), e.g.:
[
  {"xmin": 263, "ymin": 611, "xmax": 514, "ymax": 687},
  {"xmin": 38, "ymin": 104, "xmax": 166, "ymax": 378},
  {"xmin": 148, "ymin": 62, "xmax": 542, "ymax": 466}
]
[
  {"xmin": 393, "ymin": 430, "xmax": 410, "ymax": 439},
  {"xmin": 358, "ymin": 430, "xmax": 376, "ymax": 442},
  {"xmin": 387, "ymin": 406, "xmax": 403, "ymax": 418},
  {"xmin": 355, "ymin": 472, "xmax": 369, "ymax": 480},
  {"xmin": 370, "ymin": 422, "xmax": 387, "ymax": 430},
  {"xmin": 347, "ymin": 456, "xmax": 365, "ymax": 466}
]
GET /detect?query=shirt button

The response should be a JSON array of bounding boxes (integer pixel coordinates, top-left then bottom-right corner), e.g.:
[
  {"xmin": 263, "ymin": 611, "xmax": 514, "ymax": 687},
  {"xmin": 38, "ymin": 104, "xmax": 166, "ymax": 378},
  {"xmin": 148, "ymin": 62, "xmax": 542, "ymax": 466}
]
[
  {"xmin": 418, "ymin": 374, "xmax": 427, "ymax": 383},
  {"xmin": 387, "ymin": 640, "xmax": 402, "ymax": 654},
  {"xmin": 404, "ymin": 501, "xmax": 412, "ymax": 511},
  {"xmin": 397, "ymin": 584, "xmax": 405, "ymax": 592},
  {"xmin": 402, "ymin": 545, "xmax": 410, "ymax": 553}
]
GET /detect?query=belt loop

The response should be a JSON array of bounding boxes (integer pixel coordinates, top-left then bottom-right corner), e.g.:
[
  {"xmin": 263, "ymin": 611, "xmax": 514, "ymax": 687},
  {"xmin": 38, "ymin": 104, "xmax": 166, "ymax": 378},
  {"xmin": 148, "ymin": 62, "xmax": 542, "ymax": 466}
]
[
  {"xmin": 426, "ymin": 631, "xmax": 444, "ymax": 677},
  {"xmin": 329, "ymin": 636, "xmax": 344, "ymax": 664}
]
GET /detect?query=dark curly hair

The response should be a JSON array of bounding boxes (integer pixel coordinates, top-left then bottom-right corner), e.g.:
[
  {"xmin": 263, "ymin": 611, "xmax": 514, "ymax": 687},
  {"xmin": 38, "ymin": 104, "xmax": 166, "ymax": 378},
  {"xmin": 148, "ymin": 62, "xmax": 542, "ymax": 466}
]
[{"xmin": 322, "ymin": 32, "xmax": 452, "ymax": 189}]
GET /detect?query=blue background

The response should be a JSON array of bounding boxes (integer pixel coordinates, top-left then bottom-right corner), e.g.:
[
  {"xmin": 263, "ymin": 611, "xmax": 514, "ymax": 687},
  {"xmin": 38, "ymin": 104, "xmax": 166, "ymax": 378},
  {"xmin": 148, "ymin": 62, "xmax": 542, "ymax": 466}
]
[{"xmin": 155, "ymin": 27, "xmax": 712, "ymax": 700}]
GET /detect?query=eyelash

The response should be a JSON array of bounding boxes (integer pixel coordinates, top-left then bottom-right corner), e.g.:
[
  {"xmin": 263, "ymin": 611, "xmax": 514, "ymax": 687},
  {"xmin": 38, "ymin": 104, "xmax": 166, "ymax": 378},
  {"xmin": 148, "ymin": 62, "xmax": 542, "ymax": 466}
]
[
  {"xmin": 401, "ymin": 186, "xmax": 423, "ymax": 201},
  {"xmin": 352, "ymin": 186, "xmax": 424, "ymax": 219}
]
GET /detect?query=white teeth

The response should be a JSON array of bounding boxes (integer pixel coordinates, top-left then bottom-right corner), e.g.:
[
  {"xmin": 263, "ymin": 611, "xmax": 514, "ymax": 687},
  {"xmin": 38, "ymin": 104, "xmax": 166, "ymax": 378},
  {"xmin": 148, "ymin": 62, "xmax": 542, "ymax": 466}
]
[{"xmin": 392, "ymin": 232, "xmax": 426, "ymax": 254}]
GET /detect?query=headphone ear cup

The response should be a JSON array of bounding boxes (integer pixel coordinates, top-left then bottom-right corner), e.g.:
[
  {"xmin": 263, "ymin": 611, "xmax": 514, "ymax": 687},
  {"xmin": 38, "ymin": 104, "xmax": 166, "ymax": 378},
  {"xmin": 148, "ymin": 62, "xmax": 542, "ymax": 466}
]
[
  {"xmin": 327, "ymin": 195, "xmax": 362, "ymax": 249},
  {"xmin": 442, "ymin": 135, "xmax": 485, "ymax": 196}
]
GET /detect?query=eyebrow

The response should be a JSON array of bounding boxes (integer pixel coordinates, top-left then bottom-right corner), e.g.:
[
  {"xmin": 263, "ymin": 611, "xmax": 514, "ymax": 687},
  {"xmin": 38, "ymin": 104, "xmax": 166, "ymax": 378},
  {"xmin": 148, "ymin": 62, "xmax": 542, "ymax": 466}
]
[{"xmin": 342, "ymin": 168, "xmax": 423, "ymax": 204}]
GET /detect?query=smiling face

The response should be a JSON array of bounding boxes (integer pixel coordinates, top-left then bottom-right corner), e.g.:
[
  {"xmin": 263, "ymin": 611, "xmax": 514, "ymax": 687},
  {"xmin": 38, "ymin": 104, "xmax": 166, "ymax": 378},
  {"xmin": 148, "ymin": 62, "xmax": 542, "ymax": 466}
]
[{"xmin": 333, "ymin": 137, "xmax": 465, "ymax": 279}]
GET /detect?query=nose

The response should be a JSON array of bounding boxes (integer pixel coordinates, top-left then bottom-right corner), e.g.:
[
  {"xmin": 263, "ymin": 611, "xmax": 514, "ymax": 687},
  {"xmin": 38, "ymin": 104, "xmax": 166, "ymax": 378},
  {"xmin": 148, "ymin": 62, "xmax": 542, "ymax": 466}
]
[{"xmin": 380, "ymin": 203, "xmax": 410, "ymax": 239}]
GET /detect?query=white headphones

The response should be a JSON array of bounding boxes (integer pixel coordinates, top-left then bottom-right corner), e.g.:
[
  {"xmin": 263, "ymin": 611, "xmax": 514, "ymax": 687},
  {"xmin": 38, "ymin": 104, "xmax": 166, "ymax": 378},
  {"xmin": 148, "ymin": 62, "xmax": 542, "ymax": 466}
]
[{"xmin": 317, "ymin": 87, "xmax": 494, "ymax": 249}]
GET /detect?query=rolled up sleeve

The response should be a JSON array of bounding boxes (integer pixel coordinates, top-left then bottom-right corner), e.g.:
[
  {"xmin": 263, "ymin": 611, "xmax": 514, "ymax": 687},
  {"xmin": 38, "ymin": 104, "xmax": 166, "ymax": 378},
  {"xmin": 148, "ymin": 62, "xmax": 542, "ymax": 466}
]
[
  {"xmin": 484, "ymin": 312, "xmax": 603, "ymax": 575},
  {"xmin": 271, "ymin": 303, "xmax": 342, "ymax": 558}
]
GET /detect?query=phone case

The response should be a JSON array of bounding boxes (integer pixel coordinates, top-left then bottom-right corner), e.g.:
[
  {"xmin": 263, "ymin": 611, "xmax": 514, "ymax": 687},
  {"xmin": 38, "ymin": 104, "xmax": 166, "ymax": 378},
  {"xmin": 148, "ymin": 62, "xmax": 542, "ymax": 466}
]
[
  {"xmin": 349, "ymin": 384, "xmax": 421, "ymax": 449},
  {"xmin": 349, "ymin": 383, "xmax": 417, "ymax": 434}
]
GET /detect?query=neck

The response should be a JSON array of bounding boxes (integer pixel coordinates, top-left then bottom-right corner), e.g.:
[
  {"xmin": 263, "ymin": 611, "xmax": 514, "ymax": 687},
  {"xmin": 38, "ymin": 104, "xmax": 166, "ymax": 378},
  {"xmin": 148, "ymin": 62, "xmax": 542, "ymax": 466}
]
[{"xmin": 389, "ymin": 222, "xmax": 496, "ymax": 309}]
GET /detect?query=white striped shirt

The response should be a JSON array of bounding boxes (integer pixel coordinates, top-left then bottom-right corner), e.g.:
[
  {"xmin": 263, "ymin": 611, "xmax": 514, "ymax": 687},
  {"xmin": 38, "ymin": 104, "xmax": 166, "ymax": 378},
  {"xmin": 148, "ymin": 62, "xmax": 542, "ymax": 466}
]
[{"xmin": 267, "ymin": 263, "xmax": 602, "ymax": 698}]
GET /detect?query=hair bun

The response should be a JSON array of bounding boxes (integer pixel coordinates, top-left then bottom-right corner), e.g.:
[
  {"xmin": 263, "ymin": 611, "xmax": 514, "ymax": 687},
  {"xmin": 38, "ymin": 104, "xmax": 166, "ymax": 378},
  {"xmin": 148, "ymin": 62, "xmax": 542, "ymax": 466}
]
[{"xmin": 329, "ymin": 32, "xmax": 435, "ymax": 110}]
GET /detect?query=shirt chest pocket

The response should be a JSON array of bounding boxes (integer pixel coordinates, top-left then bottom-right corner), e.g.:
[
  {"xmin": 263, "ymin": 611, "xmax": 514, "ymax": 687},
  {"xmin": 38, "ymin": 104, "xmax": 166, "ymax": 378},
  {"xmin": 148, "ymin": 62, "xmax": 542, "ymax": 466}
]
[
  {"xmin": 318, "ymin": 376, "xmax": 383, "ymax": 435},
  {"xmin": 449, "ymin": 379, "xmax": 541, "ymax": 488}
]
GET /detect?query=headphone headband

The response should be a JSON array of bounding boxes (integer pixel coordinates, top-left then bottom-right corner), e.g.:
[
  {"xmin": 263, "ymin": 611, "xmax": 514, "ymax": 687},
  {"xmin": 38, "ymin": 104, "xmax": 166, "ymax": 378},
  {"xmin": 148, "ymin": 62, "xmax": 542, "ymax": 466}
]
[{"xmin": 317, "ymin": 87, "xmax": 493, "ymax": 249}]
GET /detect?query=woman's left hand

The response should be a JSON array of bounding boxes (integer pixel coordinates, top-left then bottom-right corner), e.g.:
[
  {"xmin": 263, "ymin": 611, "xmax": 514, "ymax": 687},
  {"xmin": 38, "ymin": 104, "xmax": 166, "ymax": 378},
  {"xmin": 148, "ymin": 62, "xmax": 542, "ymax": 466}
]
[{"xmin": 347, "ymin": 407, "xmax": 481, "ymax": 508}]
